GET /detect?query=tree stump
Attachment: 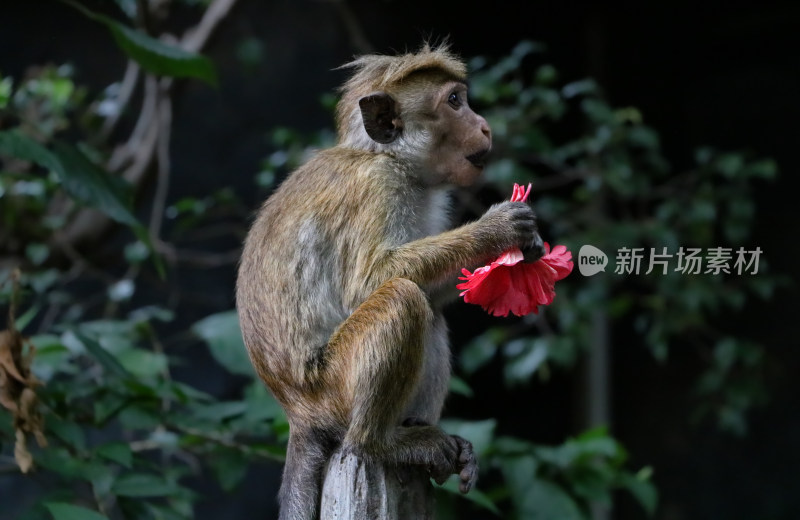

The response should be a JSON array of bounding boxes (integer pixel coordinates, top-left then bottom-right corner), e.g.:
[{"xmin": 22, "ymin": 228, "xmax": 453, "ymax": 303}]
[{"xmin": 320, "ymin": 447, "xmax": 435, "ymax": 519}]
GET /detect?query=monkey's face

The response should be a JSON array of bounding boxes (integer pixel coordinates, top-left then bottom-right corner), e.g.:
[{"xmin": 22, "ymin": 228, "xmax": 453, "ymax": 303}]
[
  {"xmin": 357, "ymin": 77, "xmax": 491, "ymax": 187},
  {"xmin": 422, "ymin": 81, "xmax": 492, "ymax": 187}
]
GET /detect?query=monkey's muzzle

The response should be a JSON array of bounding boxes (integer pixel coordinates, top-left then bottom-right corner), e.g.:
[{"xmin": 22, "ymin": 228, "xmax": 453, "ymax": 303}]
[{"xmin": 466, "ymin": 149, "xmax": 490, "ymax": 169}]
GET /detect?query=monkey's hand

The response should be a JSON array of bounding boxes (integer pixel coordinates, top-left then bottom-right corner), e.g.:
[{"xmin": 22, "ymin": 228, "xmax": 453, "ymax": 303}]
[
  {"xmin": 479, "ymin": 201, "xmax": 543, "ymax": 259},
  {"xmin": 428, "ymin": 434, "xmax": 479, "ymax": 494},
  {"xmin": 522, "ymin": 232, "xmax": 546, "ymax": 263}
]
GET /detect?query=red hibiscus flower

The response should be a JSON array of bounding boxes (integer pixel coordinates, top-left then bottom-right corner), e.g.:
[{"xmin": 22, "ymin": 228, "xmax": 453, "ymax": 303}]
[{"xmin": 457, "ymin": 184, "xmax": 573, "ymax": 317}]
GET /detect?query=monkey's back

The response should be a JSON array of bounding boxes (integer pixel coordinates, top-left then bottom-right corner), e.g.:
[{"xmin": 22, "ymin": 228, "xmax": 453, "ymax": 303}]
[{"xmin": 237, "ymin": 147, "xmax": 405, "ymax": 399}]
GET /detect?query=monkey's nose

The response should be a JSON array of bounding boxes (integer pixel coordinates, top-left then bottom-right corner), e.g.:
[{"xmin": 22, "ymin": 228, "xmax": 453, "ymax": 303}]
[{"xmin": 478, "ymin": 116, "xmax": 491, "ymax": 139}]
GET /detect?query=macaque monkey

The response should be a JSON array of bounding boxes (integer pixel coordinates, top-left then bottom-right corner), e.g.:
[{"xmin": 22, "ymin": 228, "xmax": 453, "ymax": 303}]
[{"xmin": 237, "ymin": 43, "xmax": 542, "ymax": 520}]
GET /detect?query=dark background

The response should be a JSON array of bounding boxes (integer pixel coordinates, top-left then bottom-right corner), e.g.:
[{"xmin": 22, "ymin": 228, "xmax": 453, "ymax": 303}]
[{"xmin": 2, "ymin": 1, "xmax": 799, "ymax": 519}]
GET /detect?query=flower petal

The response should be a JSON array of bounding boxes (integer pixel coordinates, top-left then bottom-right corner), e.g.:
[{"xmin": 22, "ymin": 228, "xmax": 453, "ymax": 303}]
[
  {"xmin": 510, "ymin": 182, "xmax": 532, "ymax": 203},
  {"xmin": 495, "ymin": 247, "xmax": 524, "ymax": 266},
  {"xmin": 457, "ymin": 185, "xmax": 573, "ymax": 317}
]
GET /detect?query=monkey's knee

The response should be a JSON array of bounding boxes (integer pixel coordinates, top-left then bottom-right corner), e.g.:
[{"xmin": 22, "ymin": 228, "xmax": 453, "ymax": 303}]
[{"xmin": 374, "ymin": 277, "xmax": 434, "ymax": 327}]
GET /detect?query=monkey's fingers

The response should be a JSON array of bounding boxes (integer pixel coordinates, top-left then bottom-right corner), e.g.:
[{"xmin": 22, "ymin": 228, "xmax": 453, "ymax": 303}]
[{"xmin": 522, "ymin": 232, "xmax": 546, "ymax": 263}]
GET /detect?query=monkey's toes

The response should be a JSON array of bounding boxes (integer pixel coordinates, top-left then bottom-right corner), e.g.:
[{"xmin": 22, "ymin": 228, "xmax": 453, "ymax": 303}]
[{"xmin": 452, "ymin": 435, "xmax": 478, "ymax": 494}]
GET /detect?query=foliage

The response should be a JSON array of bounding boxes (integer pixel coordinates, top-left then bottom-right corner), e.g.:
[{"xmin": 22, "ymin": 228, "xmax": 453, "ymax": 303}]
[
  {"xmin": 0, "ymin": 4, "xmax": 779, "ymax": 520},
  {"xmin": 464, "ymin": 41, "xmax": 778, "ymax": 439},
  {"xmin": 1, "ymin": 3, "xmax": 284, "ymax": 520}
]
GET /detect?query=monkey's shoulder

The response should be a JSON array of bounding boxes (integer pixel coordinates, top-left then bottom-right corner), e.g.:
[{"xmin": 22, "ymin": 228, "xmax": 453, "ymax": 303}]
[{"xmin": 266, "ymin": 147, "xmax": 414, "ymax": 214}]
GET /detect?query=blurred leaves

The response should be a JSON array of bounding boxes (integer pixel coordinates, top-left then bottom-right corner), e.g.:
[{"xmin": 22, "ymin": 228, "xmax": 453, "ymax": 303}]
[
  {"xmin": 63, "ymin": 0, "xmax": 217, "ymax": 85},
  {"xmin": 0, "ymin": 32, "xmax": 780, "ymax": 520},
  {"xmin": 0, "ymin": 2, "xmax": 260, "ymax": 519},
  {"xmin": 45, "ymin": 503, "xmax": 110, "ymax": 520},
  {"xmin": 0, "ymin": 130, "xmax": 162, "ymax": 273},
  {"xmin": 2, "ymin": 308, "xmax": 285, "ymax": 518},
  {"xmin": 191, "ymin": 311, "xmax": 253, "ymax": 376},
  {"xmin": 436, "ymin": 39, "xmax": 778, "ymax": 517},
  {"xmin": 436, "ymin": 422, "xmax": 657, "ymax": 519}
]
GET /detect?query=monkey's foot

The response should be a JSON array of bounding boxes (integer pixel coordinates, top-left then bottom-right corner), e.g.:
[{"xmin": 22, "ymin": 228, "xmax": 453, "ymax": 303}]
[
  {"xmin": 452, "ymin": 435, "xmax": 478, "ymax": 493},
  {"xmin": 427, "ymin": 434, "xmax": 478, "ymax": 493}
]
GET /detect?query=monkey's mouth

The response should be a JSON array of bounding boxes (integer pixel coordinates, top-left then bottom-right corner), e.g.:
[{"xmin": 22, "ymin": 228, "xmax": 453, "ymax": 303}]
[{"xmin": 466, "ymin": 149, "xmax": 490, "ymax": 169}]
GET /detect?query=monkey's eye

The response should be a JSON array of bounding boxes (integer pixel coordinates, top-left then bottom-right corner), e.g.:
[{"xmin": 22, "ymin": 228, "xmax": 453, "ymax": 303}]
[{"xmin": 447, "ymin": 92, "xmax": 463, "ymax": 109}]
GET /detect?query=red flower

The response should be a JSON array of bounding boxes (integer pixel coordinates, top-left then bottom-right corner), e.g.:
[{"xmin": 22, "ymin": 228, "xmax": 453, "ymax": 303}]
[{"xmin": 457, "ymin": 184, "xmax": 573, "ymax": 317}]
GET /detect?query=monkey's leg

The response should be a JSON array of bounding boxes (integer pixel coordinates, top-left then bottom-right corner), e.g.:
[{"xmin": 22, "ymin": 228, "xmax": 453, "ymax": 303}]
[{"xmin": 327, "ymin": 277, "xmax": 477, "ymax": 492}]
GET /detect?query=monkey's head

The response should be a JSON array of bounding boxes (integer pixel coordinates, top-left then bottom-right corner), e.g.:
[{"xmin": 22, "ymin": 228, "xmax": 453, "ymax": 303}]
[{"xmin": 336, "ymin": 44, "xmax": 492, "ymax": 187}]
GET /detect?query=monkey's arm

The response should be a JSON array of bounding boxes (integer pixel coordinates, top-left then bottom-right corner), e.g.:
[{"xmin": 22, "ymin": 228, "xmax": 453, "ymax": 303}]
[{"xmin": 372, "ymin": 201, "xmax": 542, "ymax": 292}]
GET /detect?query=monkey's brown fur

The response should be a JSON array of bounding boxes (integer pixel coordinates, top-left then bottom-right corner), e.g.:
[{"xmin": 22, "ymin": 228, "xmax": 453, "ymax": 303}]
[{"xmin": 237, "ymin": 44, "xmax": 541, "ymax": 520}]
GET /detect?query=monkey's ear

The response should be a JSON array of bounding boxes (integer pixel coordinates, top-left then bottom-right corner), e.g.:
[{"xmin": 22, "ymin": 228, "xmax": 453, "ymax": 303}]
[{"xmin": 359, "ymin": 93, "xmax": 402, "ymax": 144}]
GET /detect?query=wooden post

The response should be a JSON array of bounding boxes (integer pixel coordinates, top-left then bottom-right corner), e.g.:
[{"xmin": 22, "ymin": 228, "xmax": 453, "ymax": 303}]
[{"xmin": 320, "ymin": 447, "xmax": 435, "ymax": 519}]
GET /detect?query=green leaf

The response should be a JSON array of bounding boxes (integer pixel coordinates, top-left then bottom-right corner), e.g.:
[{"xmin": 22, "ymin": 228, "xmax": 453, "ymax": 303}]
[
  {"xmin": 460, "ymin": 330, "xmax": 502, "ymax": 374},
  {"xmin": 493, "ymin": 435, "xmax": 535, "ymax": 456},
  {"xmin": 117, "ymin": 349, "xmax": 167, "ymax": 378},
  {"xmin": 581, "ymin": 98, "xmax": 614, "ymax": 124},
  {"xmin": 0, "ymin": 76, "xmax": 12, "ymax": 108},
  {"xmin": 25, "ymin": 242, "xmax": 50, "ymax": 265},
  {"xmin": 50, "ymin": 141, "xmax": 137, "ymax": 226},
  {"xmin": 570, "ymin": 465, "xmax": 614, "ymax": 503},
  {"xmin": 192, "ymin": 401, "xmax": 248, "ymax": 421},
  {"xmin": 747, "ymin": 158, "xmax": 777, "ymax": 179},
  {"xmin": 118, "ymin": 405, "xmax": 160, "ymax": 430},
  {"xmin": 94, "ymin": 393, "xmax": 130, "ymax": 424},
  {"xmin": 561, "ymin": 78, "xmax": 598, "ymax": 98},
  {"xmin": 113, "ymin": 0, "xmax": 137, "ymax": 18},
  {"xmin": 15, "ymin": 304, "xmax": 40, "ymax": 330},
  {"xmin": 191, "ymin": 310, "xmax": 253, "ymax": 376},
  {"xmin": 36, "ymin": 448, "xmax": 84, "ymax": 479},
  {"xmin": 45, "ymin": 503, "xmax": 109, "ymax": 520},
  {"xmin": 96, "ymin": 442, "xmax": 133, "ymax": 468},
  {"xmin": 243, "ymin": 381, "xmax": 284, "ymax": 423},
  {"xmin": 618, "ymin": 469, "xmax": 658, "ymax": 516},
  {"xmin": 0, "ymin": 132, "xmax": 163, "ymax": 275},
  {"xmin": 63, "ymin": 0, "xmax": 216, "ymax": 85},
  {"xmin": 0, "ymin": 129, "xmax": 62, "ymax": 173},
  {"xmin": 503, "ymin": 339, "xmax": 548, "ymax": 386},
  {"xmin": 124, "ymin": 240, "xmax": 150, "ymax": 263},
  {"xmin": 448, "ymin": 375, "xmax": 474, "ymax": 397},
  {"xmin": 70, "ymin": 330, "xmax": 131, "ymax": 379},
  {"xmin": 520, "ymin": 478, "xmax": 586, "ymax": 520},
  {"xmin": 30, "ymin": 335, "xmax": 71, "ymax": 381},
  {"xmin": 436, "ymin": 479, "xmax": 501, "ymax": 515},
  {"xmin": 502, "ymin": 455, "xmax": 585, "ymax": 519},
  {"xmin": 47, "ymin": 415, "xmax": 87, "ymax": 451},
  {"xmin": 500, "ymin": 455, "xmax": 540, "ymax": 512},
  {"xmin": 439, "ymin": 419, "xmax": 496, "ymax": 458},
  {"xmin": 112, "ymin": 472, "xmax": 176, "ymax": 497},
  {"xmin": 210, "ymin": 449, "xmax": 249, "ymax": 492}
]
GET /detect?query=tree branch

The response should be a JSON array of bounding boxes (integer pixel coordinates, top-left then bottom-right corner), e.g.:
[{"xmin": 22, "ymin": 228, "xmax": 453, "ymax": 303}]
[
  {"xmin": 52, "ymin": 0, "xmax": 242, "ymax": 252},
  {"xmin": 181, "ymin": 0, "xmax": 239, "ymax": 53},
  {"xmin": 321, "ymin": 449, "xmax": 435, "ymax": 519},
  {"xmin": 99, "ymin": 60, "xmax": 141, "ymax": 140},
  {"xmin": 149, "ymin": 82, "xmax": 172, "ymax": 240}
]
